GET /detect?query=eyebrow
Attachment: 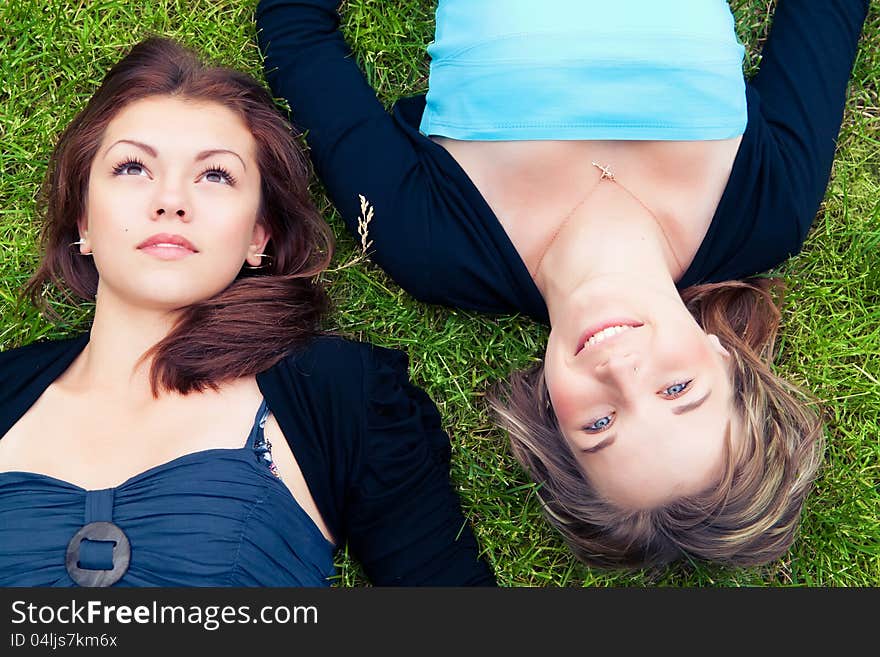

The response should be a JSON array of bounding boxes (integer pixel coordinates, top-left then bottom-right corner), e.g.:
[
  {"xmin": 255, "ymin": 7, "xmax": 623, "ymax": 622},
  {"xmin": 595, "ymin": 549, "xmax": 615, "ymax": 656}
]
[
  {"xmin": 196, "ymin": 148, "xmax": 248, "ymax": 171},
  {"xmin": 103, "ymin": 140, "xmax": 247, "ymax": 170},
  {"xmin": 105, "ymin": 139, "xmax": 157, "ymax": 157},
  {"xmin": 671, "ymin": 389, "xmax": 712, "ymax": 415},
  {"xmin": 579, "ymin": 389, "xmax": 713, "ymax": 454},
  {"xmin": 581, "ymin": 435, "xmax": 616, "ymax": 454}
]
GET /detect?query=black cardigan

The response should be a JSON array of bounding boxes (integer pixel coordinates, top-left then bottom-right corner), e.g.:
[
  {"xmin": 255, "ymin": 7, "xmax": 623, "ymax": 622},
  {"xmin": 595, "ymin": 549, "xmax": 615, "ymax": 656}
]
[
  {"xmin": 0, "ymin": 334, "xmax": 496, "ymax": 586},
  {"xmin": 256, "ymin": 0, "xmax": 869, "ymax": 324}
]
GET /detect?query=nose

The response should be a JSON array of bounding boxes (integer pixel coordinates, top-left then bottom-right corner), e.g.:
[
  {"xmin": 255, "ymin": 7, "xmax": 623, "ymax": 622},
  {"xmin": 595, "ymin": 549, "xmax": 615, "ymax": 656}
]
[
  {"xmin": 154, "ymin": 207, "xmax": 187, "ymax": 219},
  {"xmin": 152, "ymin": 181, "xmax": 190, "ymax": 222},
  {"xmin": 594, "ymin": 351, "xmax": 641, "ymax": 382}
]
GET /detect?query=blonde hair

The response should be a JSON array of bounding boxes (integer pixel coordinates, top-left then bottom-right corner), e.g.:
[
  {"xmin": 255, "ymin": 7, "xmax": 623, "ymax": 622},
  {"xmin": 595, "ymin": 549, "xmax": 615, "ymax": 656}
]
[{"xmin": 489, "ymin": 279, "xmax": 825, "ymax": 569}]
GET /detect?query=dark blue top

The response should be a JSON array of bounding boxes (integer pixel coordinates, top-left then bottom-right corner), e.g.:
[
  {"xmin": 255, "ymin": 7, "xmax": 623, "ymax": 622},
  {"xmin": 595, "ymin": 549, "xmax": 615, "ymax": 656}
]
[
  {"xmin": 0, "ymin": 334, "xmax": 496, "ymax": 587},
  {"xmin": 256, "ymin": 0, "xmax": 869, "ymax": 324},
  {"xmin": 0, "ymin": 408, "xmax": 335, "ymax": 586}
]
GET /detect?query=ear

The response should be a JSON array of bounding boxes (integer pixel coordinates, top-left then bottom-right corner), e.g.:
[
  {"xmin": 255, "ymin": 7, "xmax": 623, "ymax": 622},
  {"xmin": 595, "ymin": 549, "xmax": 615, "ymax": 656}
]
[
  {"xmin": 245, "ymin": 220, "xmax": 271, "ymax": 268},
  {"xmin": 707, "ymin": 333, "xmax": 730, "ymax": 359},
  {"xmin": 76, "ymin": 217, "xmax": 92, "ymax": 255}
]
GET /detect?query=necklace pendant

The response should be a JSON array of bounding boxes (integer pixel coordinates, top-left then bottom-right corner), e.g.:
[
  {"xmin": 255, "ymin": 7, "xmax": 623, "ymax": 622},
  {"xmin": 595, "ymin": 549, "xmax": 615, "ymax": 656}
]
[{"xmin": 591, "ymin": 161, "xmax": 615, "ymax": 181}]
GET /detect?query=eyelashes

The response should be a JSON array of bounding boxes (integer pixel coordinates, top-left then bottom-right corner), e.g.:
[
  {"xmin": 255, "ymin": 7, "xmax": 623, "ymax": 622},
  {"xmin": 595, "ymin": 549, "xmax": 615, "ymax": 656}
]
[
  {"xmin": 199, "ymin": 164, "xmax": 236, "ymax": 186},
  {"xmin": 110, "ymin": 157, "xmax": 237, "ymax": 186},
  {"xmin": 112, "ymin": 157, "xmax": 147, "ymax": 176}
]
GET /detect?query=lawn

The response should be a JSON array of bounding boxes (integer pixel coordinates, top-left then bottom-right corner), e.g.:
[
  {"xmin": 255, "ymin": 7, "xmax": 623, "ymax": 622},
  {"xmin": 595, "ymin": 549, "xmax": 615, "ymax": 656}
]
[{"xmin": 1, "ymin": 0, "xmax": 877, "ymax": 586}]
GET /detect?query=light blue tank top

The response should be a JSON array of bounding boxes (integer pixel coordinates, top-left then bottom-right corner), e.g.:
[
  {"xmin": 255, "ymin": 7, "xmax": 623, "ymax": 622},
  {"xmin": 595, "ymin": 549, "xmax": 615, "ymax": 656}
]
[{"xmin": 419, "ymin": 0, "xmax": 747, "ymax": 141}]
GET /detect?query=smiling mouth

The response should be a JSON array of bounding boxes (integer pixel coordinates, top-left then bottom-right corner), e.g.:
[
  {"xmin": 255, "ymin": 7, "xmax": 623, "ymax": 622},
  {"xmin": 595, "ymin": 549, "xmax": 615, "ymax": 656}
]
[{"xmin": 575, "ymin": 321, "xmax": 644, "ymax": 355}]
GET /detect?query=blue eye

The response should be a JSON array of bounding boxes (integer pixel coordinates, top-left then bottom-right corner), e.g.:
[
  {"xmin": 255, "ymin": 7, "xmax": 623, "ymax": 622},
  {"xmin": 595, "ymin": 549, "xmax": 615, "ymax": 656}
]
[
  {"xmin": 663, "ymin": 380, "xmax": 693, "ymax": 398},
  {"xmin": 112, "ymin": 159, "xmax": 147, "ymax": 176},
  {"xmin": 584, "ymin": 414, "xmax": 614, "ymax": 433}
]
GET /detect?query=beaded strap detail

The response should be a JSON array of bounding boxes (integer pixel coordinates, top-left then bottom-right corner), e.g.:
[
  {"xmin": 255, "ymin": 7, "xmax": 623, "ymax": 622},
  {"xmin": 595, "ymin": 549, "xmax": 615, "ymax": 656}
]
[{"xmin": 251, "ymin": 399, "xmax": 280, "ymax": 478}]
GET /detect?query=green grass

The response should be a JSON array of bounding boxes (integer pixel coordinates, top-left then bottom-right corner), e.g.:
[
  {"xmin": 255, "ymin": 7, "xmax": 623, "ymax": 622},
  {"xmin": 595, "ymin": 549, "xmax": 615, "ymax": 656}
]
[{"xmin": 1, "ymin": 0, "xmax": 877, "ymax": 587}]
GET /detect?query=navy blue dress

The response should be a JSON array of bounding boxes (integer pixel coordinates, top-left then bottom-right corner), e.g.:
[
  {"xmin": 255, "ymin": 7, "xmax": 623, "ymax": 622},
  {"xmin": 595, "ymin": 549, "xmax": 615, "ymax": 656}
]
[
  {"xmin": 0, "ymin": 399, "xmax": 334, "ymax": 587},
  {"xmin": 0, "ymin": 334, "xmax": 496, "ymax": 587}
]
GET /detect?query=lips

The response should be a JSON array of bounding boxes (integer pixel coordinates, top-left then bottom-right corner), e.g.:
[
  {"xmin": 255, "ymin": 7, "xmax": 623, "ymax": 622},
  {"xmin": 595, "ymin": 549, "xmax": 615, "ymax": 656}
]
[
  {"xmin": 137, "ymin": 233, "xmax": 198, "ymax": 251},
  {"xmin": 575, "ymin": 319, "xmax": 644, "ymax": 355},
  {"xmin": 136, "ymin": 233, "xmax": 198, "ymax": 260}
]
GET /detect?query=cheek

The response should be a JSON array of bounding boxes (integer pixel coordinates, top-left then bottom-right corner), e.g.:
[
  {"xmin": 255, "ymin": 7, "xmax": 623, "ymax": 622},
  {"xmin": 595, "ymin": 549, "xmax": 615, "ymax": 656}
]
[
  {"xmin": 659, "ymin": 322, "xmax": 716, "ymax": 359},
  {"xmin": 215, "ymin": 218, "xmax": 254, "ymax": 247},
  {"xmin": 668, "ymin": 338, "xmax": 720, "ymax": 374},
  {"xmin": 542, "ymin": 361, "xmax": 581, "ymax": 428},
  {"xmin": 200, "ymin": 193, "xmax": 261, "ymax": 245},
  {"xmin": 85, "ymin": 187, "xmax": 134, "ymax": 242}
]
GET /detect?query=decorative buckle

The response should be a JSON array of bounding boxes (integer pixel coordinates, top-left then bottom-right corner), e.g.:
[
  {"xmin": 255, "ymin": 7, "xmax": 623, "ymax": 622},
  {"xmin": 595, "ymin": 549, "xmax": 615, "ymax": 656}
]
[{"xmin": 65, "ymin": 521, "xmax": 131, "ymax": 587}]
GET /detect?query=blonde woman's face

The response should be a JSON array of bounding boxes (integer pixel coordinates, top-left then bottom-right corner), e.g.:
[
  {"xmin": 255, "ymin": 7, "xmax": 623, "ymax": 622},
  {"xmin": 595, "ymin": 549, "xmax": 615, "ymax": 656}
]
[{"xmin": 543, "ymin": 283, "xmax": 738, "ymax": 510}]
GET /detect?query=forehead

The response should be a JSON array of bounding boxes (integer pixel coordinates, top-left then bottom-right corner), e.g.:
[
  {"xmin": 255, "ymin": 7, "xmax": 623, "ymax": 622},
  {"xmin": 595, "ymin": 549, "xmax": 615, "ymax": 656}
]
[{"xmin": 101, "ymin": 96, "xmax": 255, "ymax": 154}]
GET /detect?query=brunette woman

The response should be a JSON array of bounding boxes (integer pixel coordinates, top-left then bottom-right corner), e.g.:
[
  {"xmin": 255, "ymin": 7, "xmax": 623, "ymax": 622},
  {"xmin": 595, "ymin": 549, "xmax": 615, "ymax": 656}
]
[{"xmin": 0, "ymin": 37, "xmax": 494, "ymax": 587}]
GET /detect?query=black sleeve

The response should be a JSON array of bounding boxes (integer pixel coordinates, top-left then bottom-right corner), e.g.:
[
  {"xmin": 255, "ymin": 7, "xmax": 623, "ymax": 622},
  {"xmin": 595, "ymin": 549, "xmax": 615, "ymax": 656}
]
[
  {"xmin": 259, "ymin": 337, "xmax": 496, "ymax": 585},
  {"xmin": 343, "ymin": 343, "xmax": 496, "ymax": 586},
  {"xmin": 747, "ymin": 0, "xmax": 870, "ymax": 242},
  {"xmin": 255, "ymin": 0, "xmax": 431, "ymax": 274},
  {"xmin": 255, "ymin": 0, "xmax": 553, "ymax": 321},
  {"xmin": 0, "ymin": 335, "xmax": 88, "ymax": 438}
]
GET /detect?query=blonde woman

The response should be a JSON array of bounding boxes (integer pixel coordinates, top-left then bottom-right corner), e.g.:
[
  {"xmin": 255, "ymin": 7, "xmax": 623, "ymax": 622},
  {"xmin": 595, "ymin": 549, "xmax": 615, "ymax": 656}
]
[{"xmin": 255, "ymin": 1, "xmax": 870, "ymax": 568}]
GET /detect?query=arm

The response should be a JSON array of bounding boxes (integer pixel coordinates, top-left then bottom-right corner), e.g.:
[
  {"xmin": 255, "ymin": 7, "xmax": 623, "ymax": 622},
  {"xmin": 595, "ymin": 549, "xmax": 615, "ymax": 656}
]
[
  {"xmin": 747, "ymin": 0, "xmax": 870, "ymax": 242},
  {"xmin": 262, "ymin": 337, "xmax": 496, "ymax": 585},
  {"xmin": 255, "ymin": 0, "xmax": 425, "ymax": 246},
  {"xmin": 256, "ymin": 2, "xmax": 550, "ymax": 320},
  {"xmin": 344, "ymin": 343, "xmax": 497, "ymax": 586}
]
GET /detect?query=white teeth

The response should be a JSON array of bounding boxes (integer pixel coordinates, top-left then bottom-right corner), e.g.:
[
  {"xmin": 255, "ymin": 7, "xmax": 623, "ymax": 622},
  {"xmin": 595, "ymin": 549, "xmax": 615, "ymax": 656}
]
[
  {"xmin": 586, "ymin": 325, "xmax": 633, "ymax": 346},
  {"xmin": 153, "ymin": 243, "xmax": 184, "ymax": 248}
]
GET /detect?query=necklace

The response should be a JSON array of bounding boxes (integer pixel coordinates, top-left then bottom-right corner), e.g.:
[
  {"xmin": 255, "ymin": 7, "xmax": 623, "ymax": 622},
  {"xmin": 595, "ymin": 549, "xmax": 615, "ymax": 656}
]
[{"xmin": 531, "ymin": 161, "xmax": 685, "ymax": 278}]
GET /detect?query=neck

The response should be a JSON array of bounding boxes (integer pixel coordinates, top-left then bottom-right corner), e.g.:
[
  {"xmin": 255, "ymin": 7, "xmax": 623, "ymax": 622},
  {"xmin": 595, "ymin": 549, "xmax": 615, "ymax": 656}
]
[
  {"xmin": 64, "ymin": 285, "xmax": 183, "ymax": 398},
  {"xmin": 534, "ymin": 178, "xmax": 683, "ymax": 325}
]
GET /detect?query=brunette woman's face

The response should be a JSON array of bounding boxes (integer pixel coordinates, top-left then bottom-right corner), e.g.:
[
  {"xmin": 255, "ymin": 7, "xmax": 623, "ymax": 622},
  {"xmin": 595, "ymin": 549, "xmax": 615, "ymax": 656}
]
[
  {"xmin": 542, "ymin": 279, "xmax": 739, "ymax": 510},
  {"xmin": 79, "ymin": 95, "xmax": 268, "ymax": 310}
]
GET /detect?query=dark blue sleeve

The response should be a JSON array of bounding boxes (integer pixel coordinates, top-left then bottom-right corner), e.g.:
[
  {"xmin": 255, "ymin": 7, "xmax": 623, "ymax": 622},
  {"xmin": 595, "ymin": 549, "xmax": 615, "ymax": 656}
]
[
  {"xmin": 0, "ymin": 335, "xmax": 88, "ymax": 438},
  {"xmin": 343, "ymin": 343, "xmax": 496, "ymax": 586},
  {"xmin": 679, "ymin": 1, "xmax": 872, "ymax": 287},
  {"xmin": 747, "ymin": 0, "xmax": 870, "ymax": 242},
  {"xmin": 255, "ymin": 0, "xmax": 432, "ymax": 284},
  {"xmin": 255, "ymin": 0, "xmax": 553, "ymax": 321},
  {"xmin": 263, "ymin": 337, "xmax": 496, "ymax": 586}
]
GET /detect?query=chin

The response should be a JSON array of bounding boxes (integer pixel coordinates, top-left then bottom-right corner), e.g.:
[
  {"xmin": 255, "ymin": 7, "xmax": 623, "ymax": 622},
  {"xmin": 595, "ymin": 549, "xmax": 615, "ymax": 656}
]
[
  {"xmin": 96, "ymin": 269, "xmax": 239, "ymax": 312},
  {"xmin": 133, "ymin": 281, "xmax": 234, "ymax": 312}
]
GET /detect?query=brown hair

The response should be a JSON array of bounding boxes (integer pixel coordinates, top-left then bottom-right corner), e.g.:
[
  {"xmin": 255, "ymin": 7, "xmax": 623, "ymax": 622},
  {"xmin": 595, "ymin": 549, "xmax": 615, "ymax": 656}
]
[
  {"xmin": 490, "ymin": 278, "xmax": 825, "ymax": 570},
  {"xmin": 25, "ymin": 37, "xmax": 333, "ymax": 395}
]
